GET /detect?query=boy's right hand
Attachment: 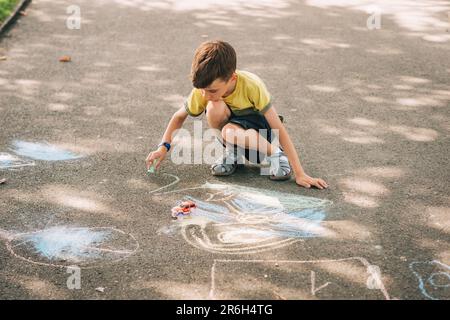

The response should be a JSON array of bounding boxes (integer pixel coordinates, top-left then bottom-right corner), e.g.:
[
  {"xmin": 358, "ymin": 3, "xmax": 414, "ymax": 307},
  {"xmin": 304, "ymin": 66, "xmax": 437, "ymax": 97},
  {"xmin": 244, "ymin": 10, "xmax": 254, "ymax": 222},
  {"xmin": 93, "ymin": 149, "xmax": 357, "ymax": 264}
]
[{"xmin": 145, "ymin": 147, "xmax": 167, "ymax": 171}]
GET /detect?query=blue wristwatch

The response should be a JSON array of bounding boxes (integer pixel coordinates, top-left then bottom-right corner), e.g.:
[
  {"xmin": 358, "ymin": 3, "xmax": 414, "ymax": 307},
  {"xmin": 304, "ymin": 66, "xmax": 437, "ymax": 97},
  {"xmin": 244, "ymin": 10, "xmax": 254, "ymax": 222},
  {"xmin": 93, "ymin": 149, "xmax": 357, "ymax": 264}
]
[{"xmin": 158, "ymin": 142, "xmax": 171, "ymax": 152}]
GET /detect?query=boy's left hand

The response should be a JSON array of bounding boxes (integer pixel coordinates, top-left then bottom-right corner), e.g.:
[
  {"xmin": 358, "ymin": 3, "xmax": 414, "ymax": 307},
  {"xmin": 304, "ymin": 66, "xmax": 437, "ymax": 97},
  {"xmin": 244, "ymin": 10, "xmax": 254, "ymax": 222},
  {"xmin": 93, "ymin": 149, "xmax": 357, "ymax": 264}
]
[{"xmin": 296, "ymin": 174, "xmax": 328, "ymax": 190}]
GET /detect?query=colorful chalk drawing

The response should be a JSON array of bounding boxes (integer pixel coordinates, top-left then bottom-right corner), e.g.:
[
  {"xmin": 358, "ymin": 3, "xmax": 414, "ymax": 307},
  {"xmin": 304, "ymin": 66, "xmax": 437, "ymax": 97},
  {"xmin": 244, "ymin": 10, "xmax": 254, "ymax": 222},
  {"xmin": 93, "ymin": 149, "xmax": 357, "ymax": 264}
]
[
  {"xmin": 410, "ymin": 260, "xmax": 450, "ymax": 300},
  {"xmin": 209, "ymin": 257, "xmax": 391, "ymax": 300},
  {"xmin": 155, "ymin": 176, "xmax": 332, "ymax": 254},
  {"xmin": 10, "ymin": 140, "xmax": 83, "ymax": 161},
  {"xmin": 0, "ymin": 152, "xmax": 35, "ymax": 169},
  {"xmin": 151, "ymin": 176, "xmax": 395, "ymax": 299},
  {"xmin": 0, "ymin": 226, "xmax": 139, "ymax": 268}
]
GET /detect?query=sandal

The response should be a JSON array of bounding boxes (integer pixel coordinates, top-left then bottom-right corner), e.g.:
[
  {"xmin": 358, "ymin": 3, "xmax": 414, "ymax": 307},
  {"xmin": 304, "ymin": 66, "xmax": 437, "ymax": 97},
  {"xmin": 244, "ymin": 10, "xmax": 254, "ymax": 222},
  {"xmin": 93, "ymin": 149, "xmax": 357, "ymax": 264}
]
[
  {"xmin": 211, "ymin": 159, "xmax": 238, "ymax": 176},
  {"xmin": 211, "ymin": 143, "xmax": 241, "ymax": 176},
  {"xmin": 268, "ymin": 151, "xmax": 292, "ymax": 181}
]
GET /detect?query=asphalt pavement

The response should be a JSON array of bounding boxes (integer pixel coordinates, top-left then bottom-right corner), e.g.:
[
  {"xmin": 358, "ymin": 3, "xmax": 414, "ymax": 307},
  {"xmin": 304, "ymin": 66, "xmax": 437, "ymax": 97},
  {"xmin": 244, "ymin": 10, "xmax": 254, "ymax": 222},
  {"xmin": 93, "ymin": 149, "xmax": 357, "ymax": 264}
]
[{"xmin": 0, "ymin": 0, "xmax": 449, "ymax": 300}]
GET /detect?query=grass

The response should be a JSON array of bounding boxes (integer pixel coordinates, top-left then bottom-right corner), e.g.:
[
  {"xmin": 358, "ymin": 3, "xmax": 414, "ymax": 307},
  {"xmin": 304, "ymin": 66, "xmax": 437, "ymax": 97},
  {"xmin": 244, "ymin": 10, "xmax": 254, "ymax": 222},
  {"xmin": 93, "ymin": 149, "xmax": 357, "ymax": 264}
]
[{"xmin": 0, "ymin": 0, "xmax": 19, "ymax": 25}]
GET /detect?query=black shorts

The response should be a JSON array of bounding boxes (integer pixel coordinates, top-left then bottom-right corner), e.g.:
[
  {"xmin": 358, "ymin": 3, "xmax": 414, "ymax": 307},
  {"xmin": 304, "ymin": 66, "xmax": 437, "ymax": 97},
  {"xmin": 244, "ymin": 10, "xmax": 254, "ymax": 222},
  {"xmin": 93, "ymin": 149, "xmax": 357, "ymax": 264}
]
[{"xmin": 228, "ymin": 112, "xmax": 273, "ymax": 143}]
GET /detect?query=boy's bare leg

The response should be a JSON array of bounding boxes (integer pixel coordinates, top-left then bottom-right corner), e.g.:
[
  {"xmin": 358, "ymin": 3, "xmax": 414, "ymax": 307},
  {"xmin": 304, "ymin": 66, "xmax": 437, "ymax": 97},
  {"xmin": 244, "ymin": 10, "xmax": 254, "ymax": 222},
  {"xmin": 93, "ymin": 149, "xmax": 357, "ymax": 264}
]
[
  {"xmin": 221, "ymin": 123, "xmax": 275, "ymax": 155},
  {"xmin": 207, "ymin": 100, "xmax": 241, "ymax": 175}
]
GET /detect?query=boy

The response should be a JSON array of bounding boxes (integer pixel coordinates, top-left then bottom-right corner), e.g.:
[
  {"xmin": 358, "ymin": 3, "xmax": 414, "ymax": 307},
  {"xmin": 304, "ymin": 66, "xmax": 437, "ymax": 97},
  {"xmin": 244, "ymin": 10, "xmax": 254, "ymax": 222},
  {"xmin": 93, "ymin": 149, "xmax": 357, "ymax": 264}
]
[{"xmin": 145, "ymin": 40, "xmax": 328, "ymax": 190}]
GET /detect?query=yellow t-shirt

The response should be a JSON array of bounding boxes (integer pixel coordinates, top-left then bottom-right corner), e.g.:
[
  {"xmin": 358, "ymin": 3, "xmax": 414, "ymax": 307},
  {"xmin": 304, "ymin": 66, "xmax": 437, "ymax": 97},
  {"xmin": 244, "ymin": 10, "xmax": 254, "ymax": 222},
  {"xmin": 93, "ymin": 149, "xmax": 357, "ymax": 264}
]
[{"xmin": 184, "ymin": 70, "xmax": 272, "ymax": 117}]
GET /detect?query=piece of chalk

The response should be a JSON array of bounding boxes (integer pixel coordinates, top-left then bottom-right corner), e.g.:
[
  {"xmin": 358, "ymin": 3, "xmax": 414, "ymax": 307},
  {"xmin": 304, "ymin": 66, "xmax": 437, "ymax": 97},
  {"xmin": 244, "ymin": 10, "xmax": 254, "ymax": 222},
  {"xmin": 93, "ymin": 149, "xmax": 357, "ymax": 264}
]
[
  {"xmin": 147, "ymin": 161, "xmax": 158, "ymax": 174},
  {"xmin": 147, "ymin": 158, "xmax": 159, "ymax": 175}
]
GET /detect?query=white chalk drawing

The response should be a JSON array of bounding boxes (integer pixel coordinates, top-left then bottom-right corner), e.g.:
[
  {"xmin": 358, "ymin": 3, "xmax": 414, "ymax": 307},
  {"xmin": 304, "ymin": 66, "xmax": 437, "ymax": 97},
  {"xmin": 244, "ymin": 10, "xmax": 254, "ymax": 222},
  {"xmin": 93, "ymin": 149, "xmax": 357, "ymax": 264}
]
[
  {"xmin": 148, "ymin": 173, "xmax": 180, "ymax": 194},
  {"xmin": 311, "ymin": 270, "xmax": 331, "ymax": 296},
  {"xmin": 0, "ymin": 226, "xmax": 139, "ymax": 268},
  {"xmin": 410, "ymin": 260, "xmax": 450, "ymax": 300},
  {"xmin": 10, "ymin": 140, "xmax": 83, "ymax": 161},
  {"xmin": 209, "ymin": 257, "xmax": 391, "ymax": 300},
  {"xmin": 0, "ymin": 152, "xmax": 35, "ymax": 169},
  {"xmin": 155, "ymin": 177, "xmax": 332, "ymax": 254}
]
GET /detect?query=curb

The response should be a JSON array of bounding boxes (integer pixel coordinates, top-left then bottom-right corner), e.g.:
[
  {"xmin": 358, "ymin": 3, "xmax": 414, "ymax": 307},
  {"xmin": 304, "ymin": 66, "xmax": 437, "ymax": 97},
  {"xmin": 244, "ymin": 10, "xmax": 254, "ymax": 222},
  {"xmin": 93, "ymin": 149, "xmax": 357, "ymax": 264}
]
[{"xmin": 0, "ymin": 0, "xmax": 32, "ymax": 39}]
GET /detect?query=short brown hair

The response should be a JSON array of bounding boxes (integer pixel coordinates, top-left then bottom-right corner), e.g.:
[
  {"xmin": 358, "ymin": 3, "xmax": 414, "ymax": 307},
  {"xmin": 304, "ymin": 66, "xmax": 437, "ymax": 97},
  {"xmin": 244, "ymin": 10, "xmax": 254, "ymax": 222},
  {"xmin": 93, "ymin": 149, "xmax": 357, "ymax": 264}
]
[{"xmin": 190, "ymin": 40, "xmax": 236, "ymax": 89}]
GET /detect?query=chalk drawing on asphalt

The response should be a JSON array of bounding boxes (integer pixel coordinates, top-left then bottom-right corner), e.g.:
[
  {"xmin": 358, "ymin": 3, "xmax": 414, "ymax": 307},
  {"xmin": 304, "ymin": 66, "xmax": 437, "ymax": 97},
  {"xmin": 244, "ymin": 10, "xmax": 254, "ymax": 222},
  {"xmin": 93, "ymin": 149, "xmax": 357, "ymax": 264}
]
[
  {"xmin": 410, "ymin": 260, "xmax": 450, "ymax": 300},
  {"xmin": 155, "ymin": 179, "xmax": 332, "ymax": 254},
  {"xmin": 10, "ymin": 140, "xmax": 83, "ymax": 161},
  {"xmin": 0, "ymin": 152, "xmax": 35, "ymax": 169},
  {"xmin": 209, "ymin": 257, "xmax": 390, "ymax": 300},
  {"xmin": 0, "ymin": 226, "xmax": 139, "ymax": 268}
]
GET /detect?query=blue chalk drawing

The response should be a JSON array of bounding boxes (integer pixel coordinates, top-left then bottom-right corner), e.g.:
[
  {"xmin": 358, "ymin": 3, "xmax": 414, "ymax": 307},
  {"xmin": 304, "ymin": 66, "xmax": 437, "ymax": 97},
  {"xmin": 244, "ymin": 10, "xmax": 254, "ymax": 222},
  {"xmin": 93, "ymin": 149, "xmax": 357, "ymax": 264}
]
[
  {"xmin": 0, "ymin": 152, "xmax": 35, "ymax": 169},
  {"xmin": 24, "ymin": 227, "xmax": 109, "ymax": 261},
  {"xmin": 158, "ymin": 182, "xmax": 332, "ymax": 254},
  {"xmin": 11, "ymin": 140, "xmax": 83, "ymax": 161},
  {"xmin": 410, "ymin": 260, "xmax": 450, "ymax": 300},
  {"xmin": 2, "ymin": 226, "xmax": 139, "ymax": 268}
]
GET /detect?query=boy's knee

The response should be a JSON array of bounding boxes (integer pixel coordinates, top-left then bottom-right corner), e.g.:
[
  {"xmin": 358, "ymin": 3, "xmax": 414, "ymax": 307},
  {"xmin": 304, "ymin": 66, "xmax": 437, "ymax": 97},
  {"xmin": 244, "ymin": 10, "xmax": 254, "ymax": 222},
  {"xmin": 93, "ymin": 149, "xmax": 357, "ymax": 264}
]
[{"xmin": 206, "ymin": 100, "xmax": 230, "ymax": 129}]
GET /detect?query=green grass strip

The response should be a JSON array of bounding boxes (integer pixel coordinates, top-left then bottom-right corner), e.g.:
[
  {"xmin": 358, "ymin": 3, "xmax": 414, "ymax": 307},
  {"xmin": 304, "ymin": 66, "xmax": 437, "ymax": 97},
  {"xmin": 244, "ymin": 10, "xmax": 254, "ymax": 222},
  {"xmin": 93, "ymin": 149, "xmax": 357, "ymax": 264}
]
[{"xmin": 0, "ymin": 0, "xmax": 20, "ymax": 24}]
